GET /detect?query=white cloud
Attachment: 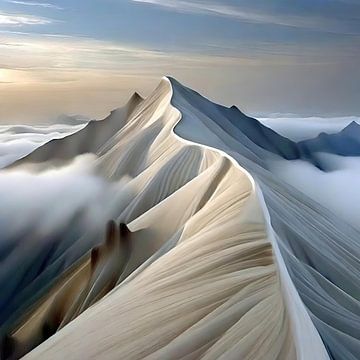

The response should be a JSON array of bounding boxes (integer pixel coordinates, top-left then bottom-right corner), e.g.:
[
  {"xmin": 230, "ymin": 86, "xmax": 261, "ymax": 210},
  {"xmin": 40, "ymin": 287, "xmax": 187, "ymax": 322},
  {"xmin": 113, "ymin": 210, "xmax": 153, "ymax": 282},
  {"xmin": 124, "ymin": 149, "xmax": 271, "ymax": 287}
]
[
  {"xmin": 5, "ymin": 0, "xmax": 62, "ymax": 10},
  {"xmin": 0, "ymin": 31, "xmax": 254, "ymax": 86},
  {"xmin": 0, "ymin": 153, "xmax": 132, "ymax": 245},
  {"xmin": 0, "ymin": 122, "xmax": 87, "ymax": 167},
  {"xmin": 131, "ymin": 0, "xmax": 359, "ymax": 34},
  {"xmin": 132, "ymin": 0, "xmax": 268, "ymax": 21},
  {"xmin": 269, "ymin": 153, "xmax": 360, "ymax": 230},
  {"xmin": 0, "ymin": 11, "xmax": 53, "ymax": 25}
]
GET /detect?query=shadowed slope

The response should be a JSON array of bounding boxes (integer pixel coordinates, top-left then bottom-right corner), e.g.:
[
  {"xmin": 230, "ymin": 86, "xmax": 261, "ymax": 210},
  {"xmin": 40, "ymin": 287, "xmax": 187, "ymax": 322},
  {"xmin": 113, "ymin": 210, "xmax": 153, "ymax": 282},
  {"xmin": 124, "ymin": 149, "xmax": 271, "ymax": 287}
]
[
  {"xmin": 3, "ymin": 77, "xmax": 358, "ymax": 360},
  {"xmin": 14, "ymin": 78, "xmax": 330, "ymax": 360},
  {"xmin": 9, "ymin": 92, "xmax": 143, "ymax": 168},
  {"xmin": 170, "ymin": 77, "xmax": 360, "ymax": 360},
  {"xmin": 298, "ymin": 121, "xmax": 360, "ymax": 157},
  {"xmin": 1, "ymin": 221, "xmax": 132, "ymax": 359}
]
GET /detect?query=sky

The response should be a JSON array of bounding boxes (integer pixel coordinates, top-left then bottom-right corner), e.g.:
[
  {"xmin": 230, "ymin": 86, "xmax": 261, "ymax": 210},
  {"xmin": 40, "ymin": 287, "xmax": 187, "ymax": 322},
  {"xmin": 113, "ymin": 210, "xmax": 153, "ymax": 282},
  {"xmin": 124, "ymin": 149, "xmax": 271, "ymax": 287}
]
[{"xmin": 0, "ymin": 0, "xmax": 359, "ymax": 123}]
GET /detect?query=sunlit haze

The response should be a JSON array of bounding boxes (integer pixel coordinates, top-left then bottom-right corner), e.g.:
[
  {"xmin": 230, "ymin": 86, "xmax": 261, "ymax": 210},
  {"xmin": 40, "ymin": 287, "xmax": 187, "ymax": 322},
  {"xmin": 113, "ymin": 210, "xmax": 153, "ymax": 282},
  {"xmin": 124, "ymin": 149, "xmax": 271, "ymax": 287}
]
[{"xmin": 0, "ymin": 0, "xmax": 359, "ymax": 123}]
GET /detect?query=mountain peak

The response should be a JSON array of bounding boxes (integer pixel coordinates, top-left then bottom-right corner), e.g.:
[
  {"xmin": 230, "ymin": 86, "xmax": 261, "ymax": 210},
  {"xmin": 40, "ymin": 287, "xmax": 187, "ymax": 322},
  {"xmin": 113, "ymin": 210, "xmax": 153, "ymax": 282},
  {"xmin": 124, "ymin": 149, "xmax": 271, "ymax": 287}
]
[
  {"xmin": 129, "ymin": 91, "xmax": 143, "ymax": 102},
  {"xmin": 341, "ymin": 120, "xmax": 360, "ymax": 134}
]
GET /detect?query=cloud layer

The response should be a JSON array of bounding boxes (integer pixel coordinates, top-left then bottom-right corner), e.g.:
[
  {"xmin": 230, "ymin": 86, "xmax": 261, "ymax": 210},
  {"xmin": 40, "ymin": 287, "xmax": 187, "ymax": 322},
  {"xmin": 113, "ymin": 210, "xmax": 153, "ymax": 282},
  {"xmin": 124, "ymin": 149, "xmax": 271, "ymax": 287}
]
[
  {"xmin": 5, "ymin": 1, "xmax": 63, "ymax": 10},
  {"xmin": 132, "ymin": 0, "xmax": 360, "ymax": 35},
  {"xmin": 0, "ymin": 0, "xmax": 359, "ymax": 120},
  {"xmin": 0, "ymin": 122, "xmax": 86, "ymax": 167},
  {"xmin": 0, "ymin": 11, "xmax": 53, "ymax": 25}
]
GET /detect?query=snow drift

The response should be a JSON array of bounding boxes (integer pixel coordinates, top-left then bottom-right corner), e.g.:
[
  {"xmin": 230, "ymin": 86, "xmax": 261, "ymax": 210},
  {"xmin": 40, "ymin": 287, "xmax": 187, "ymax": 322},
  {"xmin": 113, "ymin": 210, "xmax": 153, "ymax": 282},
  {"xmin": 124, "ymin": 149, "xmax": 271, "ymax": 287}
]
[{"xmin": 0, "ymin": 77, "xmax": 359, "ymax": 360}]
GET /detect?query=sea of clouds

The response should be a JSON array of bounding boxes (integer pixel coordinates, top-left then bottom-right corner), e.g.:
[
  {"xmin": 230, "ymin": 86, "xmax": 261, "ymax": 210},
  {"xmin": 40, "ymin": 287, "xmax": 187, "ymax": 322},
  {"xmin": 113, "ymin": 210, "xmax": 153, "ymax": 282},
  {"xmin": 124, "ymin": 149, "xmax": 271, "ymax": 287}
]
[
  {"xmin": 0, "ymin": 122, "xmax": 132, "ymax": 265},
  {"xmin": 0, "ymin": 123, "xmax": 87, "ymax": 168},
  {"xmin": 1, "ymin": 116, "xmax": 360, "ymax": 245},
  {"xmin": 259, "ymin": 116, "xmax": 360, "ymax": 141}
]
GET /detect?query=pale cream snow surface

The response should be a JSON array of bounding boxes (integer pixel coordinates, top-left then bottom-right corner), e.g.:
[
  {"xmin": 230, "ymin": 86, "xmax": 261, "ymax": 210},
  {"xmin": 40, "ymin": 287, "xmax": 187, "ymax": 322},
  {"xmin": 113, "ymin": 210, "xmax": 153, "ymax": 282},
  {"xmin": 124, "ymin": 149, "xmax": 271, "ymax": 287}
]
[{"xmin": 0, "ymin": 78, "xmax": 359, "ymax": 360}]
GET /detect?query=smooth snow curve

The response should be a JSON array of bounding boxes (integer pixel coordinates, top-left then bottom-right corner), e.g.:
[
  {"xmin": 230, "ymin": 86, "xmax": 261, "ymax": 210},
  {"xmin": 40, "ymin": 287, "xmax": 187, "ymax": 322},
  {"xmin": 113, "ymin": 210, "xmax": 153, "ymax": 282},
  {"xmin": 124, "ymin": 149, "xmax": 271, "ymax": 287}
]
[{"xmin": 0, "ymin": 78, "xmax": 359, "ymax": 360}]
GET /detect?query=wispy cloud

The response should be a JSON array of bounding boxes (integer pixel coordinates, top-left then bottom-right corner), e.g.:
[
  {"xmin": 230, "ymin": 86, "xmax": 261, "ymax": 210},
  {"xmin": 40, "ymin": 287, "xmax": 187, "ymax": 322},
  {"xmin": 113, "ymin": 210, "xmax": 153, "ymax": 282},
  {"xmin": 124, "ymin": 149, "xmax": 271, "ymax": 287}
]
[
  {"xmin": 4, "ymin": 1, "xmax": 62, "ymax": 10},
  {"xmin": 131, "ymin": 0, "xmax": 360, "ymax": 35},
  {"xmin": 131, "ymin": 0, "xmax": 269, "ymax": 20},
  {"xmin": 0, "ymin": 31, "xmax": 259, "ymax": 87},
  {"xmin": 0, "ymin": 29, "xmax": 357, "ymax": 85},
  {"xmin": 0, "ymin": 11, "xmax": 53, "ymax": 25},
  {"xmin": 0, "ymin": 33, "xmax": 170, "ymax": 83},
  {"xmin": 0, "ymin": 30, "xmax": 72, "ymax": 37}
]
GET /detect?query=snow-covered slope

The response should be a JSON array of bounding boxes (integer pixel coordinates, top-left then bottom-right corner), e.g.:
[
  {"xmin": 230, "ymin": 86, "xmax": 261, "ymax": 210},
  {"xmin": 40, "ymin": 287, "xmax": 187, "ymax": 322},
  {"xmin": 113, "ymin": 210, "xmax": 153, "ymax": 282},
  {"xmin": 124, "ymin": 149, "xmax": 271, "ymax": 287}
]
[
  {"xmin": 10, "ymin": 92, "xmax": 143, "ymax": 168},
  {"xmin": 0, "ymin": 78, "xmax": 359, "ymax": 360},
  {"xmin": 170, "ymin": 78, "xmax": 360, "ymax": 360}
]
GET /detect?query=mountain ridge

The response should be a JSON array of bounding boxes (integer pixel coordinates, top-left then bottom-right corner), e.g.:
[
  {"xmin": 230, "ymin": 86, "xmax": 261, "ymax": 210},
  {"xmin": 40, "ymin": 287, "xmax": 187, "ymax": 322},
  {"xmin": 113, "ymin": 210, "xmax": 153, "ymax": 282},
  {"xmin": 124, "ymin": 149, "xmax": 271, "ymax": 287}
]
[
  {"xmin": 10, "ymin": 77, "xmax": 360, "ymax": 171},
  {"xmin": 2, "ymin": 77, "xmax": 359, "ymax": 360}
]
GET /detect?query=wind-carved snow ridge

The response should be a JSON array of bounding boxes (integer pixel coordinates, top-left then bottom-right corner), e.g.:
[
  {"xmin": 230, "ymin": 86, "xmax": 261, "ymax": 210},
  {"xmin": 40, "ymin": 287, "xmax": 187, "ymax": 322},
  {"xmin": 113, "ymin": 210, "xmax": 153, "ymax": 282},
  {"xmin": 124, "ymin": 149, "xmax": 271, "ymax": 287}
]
[
  {"xmin": 2, "ymin": 77, "xmax": 359, "ymax": 360},
  {"xmin": 167, "ymin": 77, "xmax": 330, "ymax": 360},
  {"xmin": 168, "ymin": 77, "xmax": 360, "ymax": 360}
]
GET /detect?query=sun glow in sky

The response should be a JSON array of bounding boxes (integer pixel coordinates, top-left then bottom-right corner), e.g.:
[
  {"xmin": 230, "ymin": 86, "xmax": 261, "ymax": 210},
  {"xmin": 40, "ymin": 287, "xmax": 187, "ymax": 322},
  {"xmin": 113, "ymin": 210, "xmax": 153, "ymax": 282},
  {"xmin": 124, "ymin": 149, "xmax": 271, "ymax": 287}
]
[
  {"xmin": 0, "ymin": 68, "xmax": 9, "ymax": 81},
  {"xmin": 0, "ymin": 0, "xmax": 359, "ymax": 123}
]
